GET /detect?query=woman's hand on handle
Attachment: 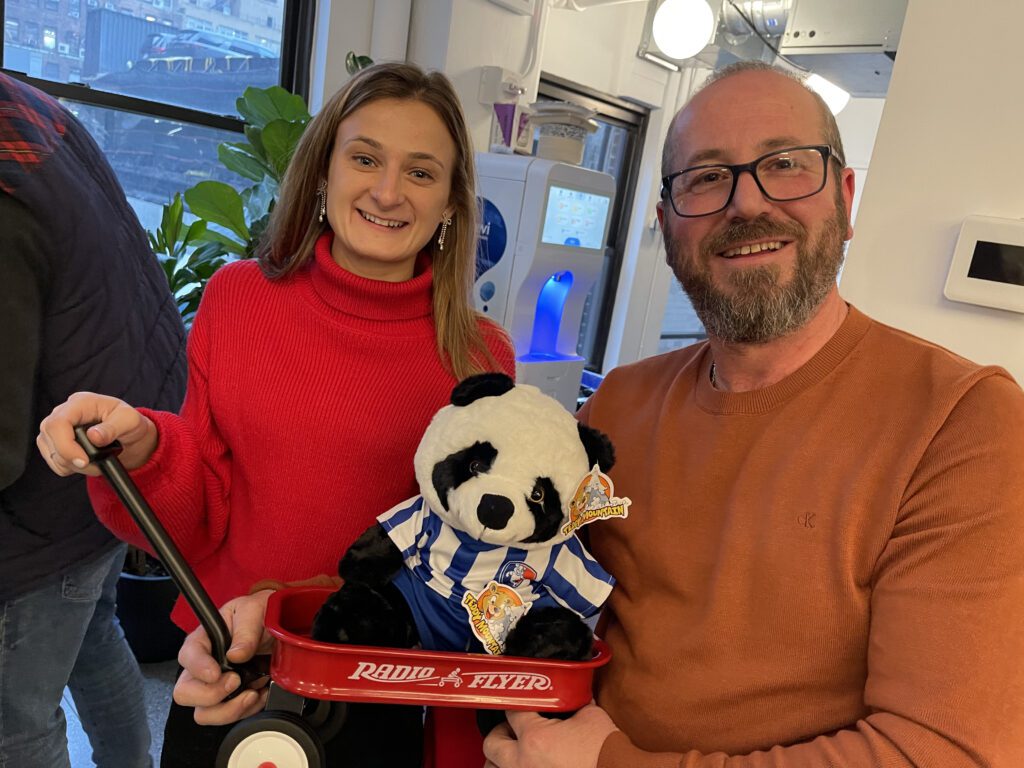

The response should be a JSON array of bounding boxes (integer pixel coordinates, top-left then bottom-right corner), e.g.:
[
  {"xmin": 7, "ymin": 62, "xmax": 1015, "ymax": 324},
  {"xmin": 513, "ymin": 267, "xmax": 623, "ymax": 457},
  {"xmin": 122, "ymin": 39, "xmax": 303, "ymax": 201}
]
[
  {"xmin": 173, "ymin": 590, "xmax": 276, "ymax": 725},
  {"xmin": 37, "ymin": 391, "xmax": 159, "ymax": 476}
]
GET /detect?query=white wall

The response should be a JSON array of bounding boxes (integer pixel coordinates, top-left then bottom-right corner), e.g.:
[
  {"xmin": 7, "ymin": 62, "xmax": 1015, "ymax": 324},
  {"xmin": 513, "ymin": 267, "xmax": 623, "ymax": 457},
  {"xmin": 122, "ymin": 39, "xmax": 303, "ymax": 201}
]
[
  {"xmin": 841, "ymin": 0, "xmax": 1024, "ymax": 383},
  {"xmin": 308, "ymin": 0, "xmax": 372, "ymax": 112},
  {"xmin": 835, "ymin": 96, "xmax": 885, "ymax": 223},
  {"xmin": 410, "ymin": 0, "xmax": 538, "ymax": 151}
]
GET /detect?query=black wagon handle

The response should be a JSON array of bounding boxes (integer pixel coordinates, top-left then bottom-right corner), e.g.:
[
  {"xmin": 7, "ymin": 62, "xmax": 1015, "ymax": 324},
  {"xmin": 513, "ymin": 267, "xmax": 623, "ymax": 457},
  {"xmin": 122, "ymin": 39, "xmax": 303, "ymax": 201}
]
[{"xmin": 73, "ymin": 425, "xmax": 269, "ymax": 696}]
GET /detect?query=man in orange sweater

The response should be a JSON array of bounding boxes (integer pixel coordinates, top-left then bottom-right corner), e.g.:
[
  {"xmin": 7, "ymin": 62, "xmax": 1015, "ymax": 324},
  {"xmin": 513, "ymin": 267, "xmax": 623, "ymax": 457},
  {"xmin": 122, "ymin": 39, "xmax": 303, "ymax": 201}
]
[{"xmin": 482, "ymin": 62, "xmax": 1024, "ymax": 767}]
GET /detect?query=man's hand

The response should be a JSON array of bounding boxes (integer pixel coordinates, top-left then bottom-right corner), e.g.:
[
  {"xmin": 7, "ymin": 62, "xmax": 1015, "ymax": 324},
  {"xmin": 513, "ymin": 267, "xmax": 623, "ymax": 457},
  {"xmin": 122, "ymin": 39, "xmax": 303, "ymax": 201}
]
[
  {"xmin": 173, "ymin": 590, "xmax": 275, "ymax": 725},
  {"xmin": 482, "ymin": 702, "xmax": 618, "ymax": 768}
]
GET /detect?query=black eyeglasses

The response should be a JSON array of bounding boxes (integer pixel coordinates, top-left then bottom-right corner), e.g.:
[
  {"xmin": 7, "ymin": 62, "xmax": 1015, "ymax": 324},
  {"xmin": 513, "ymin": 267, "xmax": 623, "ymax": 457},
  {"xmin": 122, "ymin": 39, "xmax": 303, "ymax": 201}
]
[{"xmin": 661, "ymin": 145, "xmax": 841, "ymax": 218}]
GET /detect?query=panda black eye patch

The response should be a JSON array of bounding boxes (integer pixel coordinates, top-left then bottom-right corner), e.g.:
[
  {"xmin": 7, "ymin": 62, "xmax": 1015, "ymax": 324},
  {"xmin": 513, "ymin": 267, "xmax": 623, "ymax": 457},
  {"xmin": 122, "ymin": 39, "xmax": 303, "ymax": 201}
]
[{"xmin": 431, "ymin": 441, "xmax": 498, "ymax": 511}]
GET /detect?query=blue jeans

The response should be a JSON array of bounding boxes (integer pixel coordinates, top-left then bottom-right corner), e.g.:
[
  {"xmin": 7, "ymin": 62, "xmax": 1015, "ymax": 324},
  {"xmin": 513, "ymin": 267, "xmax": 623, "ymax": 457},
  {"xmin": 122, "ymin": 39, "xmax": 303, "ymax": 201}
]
[{"xmin": 0, "ymin": 544, "xmax": 152, "ymax": 768}]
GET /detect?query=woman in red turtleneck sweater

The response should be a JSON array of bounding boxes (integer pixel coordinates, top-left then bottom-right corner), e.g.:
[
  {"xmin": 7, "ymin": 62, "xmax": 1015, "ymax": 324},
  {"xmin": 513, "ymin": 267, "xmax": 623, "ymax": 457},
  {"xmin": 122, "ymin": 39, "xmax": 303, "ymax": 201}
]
[{"xmin": 39, "ymin": 62, "xmax": 514, "ymax": 766}]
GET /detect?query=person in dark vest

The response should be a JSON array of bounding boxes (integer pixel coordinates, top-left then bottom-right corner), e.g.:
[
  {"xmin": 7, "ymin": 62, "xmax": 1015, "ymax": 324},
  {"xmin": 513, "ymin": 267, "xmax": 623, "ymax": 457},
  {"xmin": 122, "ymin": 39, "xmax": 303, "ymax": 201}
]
[{"xmin": 0, "ymin": 71, "xmax": 187, "ymax": 768}]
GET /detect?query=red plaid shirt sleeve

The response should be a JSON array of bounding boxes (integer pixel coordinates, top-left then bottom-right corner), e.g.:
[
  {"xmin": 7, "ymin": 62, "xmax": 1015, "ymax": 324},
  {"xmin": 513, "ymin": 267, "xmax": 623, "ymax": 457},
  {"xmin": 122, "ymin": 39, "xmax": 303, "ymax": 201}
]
[{"xmin": 0, "ymin": 73, "xmax": 69, "ymax": 194}]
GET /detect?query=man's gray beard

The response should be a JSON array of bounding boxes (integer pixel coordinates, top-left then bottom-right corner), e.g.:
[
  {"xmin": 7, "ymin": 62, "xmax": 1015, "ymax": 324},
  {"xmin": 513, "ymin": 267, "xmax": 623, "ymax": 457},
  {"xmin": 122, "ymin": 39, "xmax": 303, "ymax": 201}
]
[{"xmin": 666, "ymin": 207, "xmax": 847, "ymax": 344}]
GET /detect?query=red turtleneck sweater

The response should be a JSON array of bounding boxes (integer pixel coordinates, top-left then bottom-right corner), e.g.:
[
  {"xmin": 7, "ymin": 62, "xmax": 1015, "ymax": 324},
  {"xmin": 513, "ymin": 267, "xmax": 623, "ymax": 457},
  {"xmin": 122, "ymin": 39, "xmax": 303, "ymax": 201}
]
[{"xmin": 87, "ymin": 234, "xmax": 515, "ymax": 631}]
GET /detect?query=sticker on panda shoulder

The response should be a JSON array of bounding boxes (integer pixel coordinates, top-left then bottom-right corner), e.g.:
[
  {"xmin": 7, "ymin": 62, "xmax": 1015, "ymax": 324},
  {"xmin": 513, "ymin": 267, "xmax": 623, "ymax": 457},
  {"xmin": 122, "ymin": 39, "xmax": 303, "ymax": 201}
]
[
  {"xmin": 561, "ymin": 465, "xmax": 631, "ymax": 536},
  {"xmin": 462, "ymin": 581, "xmax": 530, "ymax": 655}
]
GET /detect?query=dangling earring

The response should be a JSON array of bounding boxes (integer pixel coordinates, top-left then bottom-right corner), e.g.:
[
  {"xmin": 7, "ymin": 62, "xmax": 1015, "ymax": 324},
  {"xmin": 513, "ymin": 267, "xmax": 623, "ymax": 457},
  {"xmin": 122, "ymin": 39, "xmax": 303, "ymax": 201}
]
[
  {"xmin": 316, "ymin": 180, "xmax": 327, "ymax": 224},
  {"xmin": 437, "ymin": 215, "xmax": 452, "ymax": 251}
]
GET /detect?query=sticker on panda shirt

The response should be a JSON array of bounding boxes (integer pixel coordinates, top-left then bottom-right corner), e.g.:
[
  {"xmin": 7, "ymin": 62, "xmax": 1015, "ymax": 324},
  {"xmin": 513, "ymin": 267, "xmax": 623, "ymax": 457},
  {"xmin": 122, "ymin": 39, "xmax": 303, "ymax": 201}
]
[
  {"xmin": 561, "ymin": 465, "xmax": 631, "ymax": 536},
  {"xmin": 462, "ymin": 581, "xmax": 531, "ymax": 655}
]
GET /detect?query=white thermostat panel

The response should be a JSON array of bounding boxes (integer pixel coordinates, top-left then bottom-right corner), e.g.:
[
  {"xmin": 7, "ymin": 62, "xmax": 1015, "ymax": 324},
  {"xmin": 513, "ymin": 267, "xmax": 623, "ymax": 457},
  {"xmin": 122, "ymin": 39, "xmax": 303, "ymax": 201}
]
[{"xmin": 943, "ymin": 215, "xmax": 1024, "ymax": 314}]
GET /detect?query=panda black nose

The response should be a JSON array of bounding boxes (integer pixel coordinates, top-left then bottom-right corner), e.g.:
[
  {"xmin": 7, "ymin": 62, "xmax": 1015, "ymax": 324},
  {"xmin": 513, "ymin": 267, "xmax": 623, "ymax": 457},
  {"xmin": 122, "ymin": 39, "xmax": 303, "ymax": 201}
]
[{"xmin": 477, "ymin": 494, "xmax": 514, "ymax": 530}]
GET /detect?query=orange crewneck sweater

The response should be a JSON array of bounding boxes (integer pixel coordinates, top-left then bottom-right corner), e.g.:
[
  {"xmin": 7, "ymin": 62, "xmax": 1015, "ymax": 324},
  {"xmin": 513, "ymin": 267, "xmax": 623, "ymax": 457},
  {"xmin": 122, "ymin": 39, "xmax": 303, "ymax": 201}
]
[
  {"xmin": 88, "ymin": 233, "xmax": 514, "ymax": 631},
  {"xmin": 579, "ymin": 306, "xmax": 1024, "ymax": 767}
]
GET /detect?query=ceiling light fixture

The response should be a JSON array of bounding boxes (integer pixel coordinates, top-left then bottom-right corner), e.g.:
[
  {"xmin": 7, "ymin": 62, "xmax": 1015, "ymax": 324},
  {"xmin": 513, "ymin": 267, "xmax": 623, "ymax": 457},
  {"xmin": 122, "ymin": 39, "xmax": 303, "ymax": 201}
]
[{"xmin": 651, "ymin": 0, "xmax": 715, "ymax": 60}]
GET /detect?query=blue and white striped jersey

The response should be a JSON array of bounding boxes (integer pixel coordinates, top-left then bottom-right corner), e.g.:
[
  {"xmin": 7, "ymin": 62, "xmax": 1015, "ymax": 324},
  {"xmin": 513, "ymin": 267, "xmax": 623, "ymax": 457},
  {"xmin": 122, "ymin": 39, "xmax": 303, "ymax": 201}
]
[{"xmin": 378, "ymin": 496, "xmax": 615, "ymax": 654}]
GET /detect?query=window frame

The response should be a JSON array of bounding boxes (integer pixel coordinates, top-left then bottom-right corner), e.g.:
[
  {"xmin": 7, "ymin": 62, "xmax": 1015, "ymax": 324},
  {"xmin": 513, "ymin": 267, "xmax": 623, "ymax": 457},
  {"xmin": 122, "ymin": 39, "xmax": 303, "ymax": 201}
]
[{"xmin": 1, "ymin": 0, "xmax": 314, "ymax": 135}]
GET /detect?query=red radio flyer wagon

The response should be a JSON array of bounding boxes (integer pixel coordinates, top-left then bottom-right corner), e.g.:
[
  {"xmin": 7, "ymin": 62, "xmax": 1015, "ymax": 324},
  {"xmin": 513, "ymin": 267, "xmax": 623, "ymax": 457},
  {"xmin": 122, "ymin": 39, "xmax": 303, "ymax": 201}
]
[{"xmin": 74, "ymin": 427, "xmax": 611, "ymax": 768}]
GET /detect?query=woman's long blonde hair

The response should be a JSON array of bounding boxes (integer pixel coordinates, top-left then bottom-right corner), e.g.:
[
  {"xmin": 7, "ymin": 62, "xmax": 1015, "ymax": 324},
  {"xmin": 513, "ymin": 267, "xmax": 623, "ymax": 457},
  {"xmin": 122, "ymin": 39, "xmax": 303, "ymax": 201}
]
[{"xmin": 258, "ymin": 62, "xmax": 506, "ymax": 379}]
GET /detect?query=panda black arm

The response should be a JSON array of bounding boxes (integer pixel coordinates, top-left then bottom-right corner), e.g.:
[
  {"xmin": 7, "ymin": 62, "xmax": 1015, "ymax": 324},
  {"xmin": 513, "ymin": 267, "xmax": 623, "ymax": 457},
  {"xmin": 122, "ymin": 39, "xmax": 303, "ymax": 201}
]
[
  {"xmin": 577, "ymin": 423, "xmax": 615, "ymax": 471},
  {"xmin": 337, "ymin": 523, "xmax": 405, "ymax": 587},
  {"xmin": 504, "ymin": 606, "xmax": 593, "ymax": 661}
]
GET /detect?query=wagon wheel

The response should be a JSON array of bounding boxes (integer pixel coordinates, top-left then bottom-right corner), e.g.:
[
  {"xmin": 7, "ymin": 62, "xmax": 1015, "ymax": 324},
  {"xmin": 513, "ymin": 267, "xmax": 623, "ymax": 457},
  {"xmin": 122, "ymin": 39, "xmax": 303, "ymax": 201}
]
[
  {"xmin": 216, "ymin": 710, "xmax": 325, "ymax": 768},
  {"xmin": 302, "ymin": 698, "xmax": 349, "ymax": 745}
]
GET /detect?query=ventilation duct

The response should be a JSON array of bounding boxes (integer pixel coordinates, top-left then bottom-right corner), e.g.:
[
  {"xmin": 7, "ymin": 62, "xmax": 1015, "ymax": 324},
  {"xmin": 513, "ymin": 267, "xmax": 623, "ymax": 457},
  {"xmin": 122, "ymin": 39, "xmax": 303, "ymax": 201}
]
[
  {"xmin": 776, "ymin": 0, "xmax": 906, "ymax": 97},
  {"xmin": 639, "ymin": 0, "xmax": 906, "ymax": 98}
]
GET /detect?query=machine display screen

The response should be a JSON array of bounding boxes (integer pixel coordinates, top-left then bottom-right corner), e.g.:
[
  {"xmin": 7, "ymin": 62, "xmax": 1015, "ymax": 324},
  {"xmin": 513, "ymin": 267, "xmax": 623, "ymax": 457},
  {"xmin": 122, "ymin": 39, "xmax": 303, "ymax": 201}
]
[
  {"xmin": 967, "ymin": 240, "xmax": 1024, "ymax": 286},
  {"xmin": 540, "ymin": 185, "xmax": 611, "ymax": 250}
]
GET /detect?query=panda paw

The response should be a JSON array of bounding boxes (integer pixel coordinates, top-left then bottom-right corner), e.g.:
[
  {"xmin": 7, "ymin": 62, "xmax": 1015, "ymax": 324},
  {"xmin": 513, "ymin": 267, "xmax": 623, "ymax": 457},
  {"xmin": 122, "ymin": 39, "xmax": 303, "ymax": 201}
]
[
  {"xmin": 311, "ymin": 582, "xmax": 417, "ymax": 648},
  {"xmin": 503, "ymin": 606, "xmax": 593, "ymax": 661},
  {"xmin": 337, "ymin": 523, "xmax": 404, "ymax": 586}
]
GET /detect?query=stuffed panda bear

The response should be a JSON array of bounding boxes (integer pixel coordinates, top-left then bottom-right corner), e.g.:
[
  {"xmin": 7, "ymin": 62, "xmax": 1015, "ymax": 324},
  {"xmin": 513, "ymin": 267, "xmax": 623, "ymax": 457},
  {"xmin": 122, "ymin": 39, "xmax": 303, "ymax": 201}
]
[{"xmin": 310, "ymin": 372, "xmax": 622, "ymax": 768}]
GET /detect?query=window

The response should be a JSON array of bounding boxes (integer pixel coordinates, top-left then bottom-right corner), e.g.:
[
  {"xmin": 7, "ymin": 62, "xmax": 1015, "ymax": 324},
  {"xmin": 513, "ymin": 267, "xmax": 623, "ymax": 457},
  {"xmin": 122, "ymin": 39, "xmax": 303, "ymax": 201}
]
[
  {"xmin": 659, "ymin": 281, "xmax": 706, "ymax": 353},
  {"xmin": 536, "ymin": 75, "xmax": 649, "ymax": 372},
  {"xmin": 65, "ymin": 99, "xmax": 248, "ymax": 233},
  {"xmin": 3, "ymin": 0, "xmax": 313, "ymax": 231}
]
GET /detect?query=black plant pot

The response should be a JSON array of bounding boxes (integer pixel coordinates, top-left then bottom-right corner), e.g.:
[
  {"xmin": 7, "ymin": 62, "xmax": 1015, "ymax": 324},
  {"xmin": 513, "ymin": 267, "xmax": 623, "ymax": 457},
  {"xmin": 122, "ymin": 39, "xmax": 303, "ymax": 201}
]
[{"xmin": 116, "ymin": 572, "xmax": 186, "ymax": 663}]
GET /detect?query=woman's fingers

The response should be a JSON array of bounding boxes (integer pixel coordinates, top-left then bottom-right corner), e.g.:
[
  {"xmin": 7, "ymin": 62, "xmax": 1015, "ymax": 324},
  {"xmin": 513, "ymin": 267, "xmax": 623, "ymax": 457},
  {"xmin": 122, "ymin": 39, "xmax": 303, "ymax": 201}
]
[{"xmin": 38, "ymin": 392, "xmax": 158, "ymax": 473}]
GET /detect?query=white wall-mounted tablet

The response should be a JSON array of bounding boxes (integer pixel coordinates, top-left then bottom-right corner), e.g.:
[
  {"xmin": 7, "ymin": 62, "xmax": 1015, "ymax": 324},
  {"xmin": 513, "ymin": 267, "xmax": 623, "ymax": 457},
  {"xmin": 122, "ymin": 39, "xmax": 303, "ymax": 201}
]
[{"xmin": 943, "ymin": 215, "xmax": 1024, "ymax": 314}]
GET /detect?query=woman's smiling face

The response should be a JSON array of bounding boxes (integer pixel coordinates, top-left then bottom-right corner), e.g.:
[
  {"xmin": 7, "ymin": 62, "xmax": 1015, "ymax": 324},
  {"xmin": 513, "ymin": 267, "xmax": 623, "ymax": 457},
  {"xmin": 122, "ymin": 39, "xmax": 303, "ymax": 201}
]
[{"xmin": 325, "ymin": 97, "xmax": 458, "ymax": 282}]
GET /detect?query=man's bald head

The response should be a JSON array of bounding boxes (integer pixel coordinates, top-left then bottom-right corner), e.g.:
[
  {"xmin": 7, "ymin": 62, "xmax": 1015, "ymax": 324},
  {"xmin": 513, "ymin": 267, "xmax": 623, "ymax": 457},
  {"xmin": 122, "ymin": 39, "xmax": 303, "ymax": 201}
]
[{"xmin": 662, "ymin": 62, "xmax": 846, "ymax": 179}]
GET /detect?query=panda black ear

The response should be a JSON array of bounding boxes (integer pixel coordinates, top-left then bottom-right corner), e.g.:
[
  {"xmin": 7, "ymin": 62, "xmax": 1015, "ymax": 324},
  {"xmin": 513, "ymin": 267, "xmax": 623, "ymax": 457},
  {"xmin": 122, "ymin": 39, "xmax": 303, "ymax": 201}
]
[
  {"xmin": 451, "ymin": 373, "xmax": 515, "ymax": 406},
  {"xmin": 577, "ymin": 423, "xmax": 615, "ymax": 472}
]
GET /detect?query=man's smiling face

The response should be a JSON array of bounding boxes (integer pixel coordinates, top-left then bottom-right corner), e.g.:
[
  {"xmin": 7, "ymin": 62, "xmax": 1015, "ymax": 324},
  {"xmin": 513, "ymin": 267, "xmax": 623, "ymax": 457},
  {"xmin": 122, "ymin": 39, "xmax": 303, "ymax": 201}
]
[{"xmin": 658, "ymin": 70, "xmax": 856, "ymax": 343}]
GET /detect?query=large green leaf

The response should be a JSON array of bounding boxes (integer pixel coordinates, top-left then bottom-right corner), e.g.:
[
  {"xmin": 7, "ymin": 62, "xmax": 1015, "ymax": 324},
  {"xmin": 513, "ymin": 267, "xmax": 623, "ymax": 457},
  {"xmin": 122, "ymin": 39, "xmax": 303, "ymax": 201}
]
[
  {"xmin": 243, "ymin": 126, "xmax": 266, "ymax": 160},
  {"xmin": 241, "ymin": 178, "xmax": 277, "ymax": 224},
  {"xmin": 236, "ymin": 86, "xmax": 309, "ymax": 130},
  {"xmin": 196, "ymin": 228, "xmax": 247, "ymax": 257},
  {"xmin": 185, "ymin": 182, "xmax": 249, "ymax": 243},
  {"xmin": 261, "ymin": 119, "xmax": 307, "ymax": 178},
  {"xmin": 158, "ymin": 193, "xmax": 184, "ymax": 253},
  {"xmin": 218, "ymin": 144, "xmax": 271, "ymax": 182},
  {"xmin": 182, "ymin": 219, "xmax": 208, "ymax": 245}
]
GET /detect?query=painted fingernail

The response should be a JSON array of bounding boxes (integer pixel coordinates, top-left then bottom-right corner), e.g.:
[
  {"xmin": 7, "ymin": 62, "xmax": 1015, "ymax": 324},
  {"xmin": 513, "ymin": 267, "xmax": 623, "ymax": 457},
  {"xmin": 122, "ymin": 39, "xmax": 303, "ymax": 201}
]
[{"xmin": 72, "ymin": 458, "xmax": 87, "ymax": 468}]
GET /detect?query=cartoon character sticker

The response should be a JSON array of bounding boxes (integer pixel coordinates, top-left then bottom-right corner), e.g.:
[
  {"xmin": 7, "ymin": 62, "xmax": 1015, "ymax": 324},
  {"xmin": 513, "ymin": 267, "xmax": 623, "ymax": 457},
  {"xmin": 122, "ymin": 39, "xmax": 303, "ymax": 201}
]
[
  {"xmin": 498, "ymin": 561, "xmax": 538, "ymax": 588},
  {"xmin": 462, "ymin": 581, "xmax": 531, "ymax": 654},
  {"xmin": 562, "ymin": 465, "xmax": 631, "ymax": 536}
]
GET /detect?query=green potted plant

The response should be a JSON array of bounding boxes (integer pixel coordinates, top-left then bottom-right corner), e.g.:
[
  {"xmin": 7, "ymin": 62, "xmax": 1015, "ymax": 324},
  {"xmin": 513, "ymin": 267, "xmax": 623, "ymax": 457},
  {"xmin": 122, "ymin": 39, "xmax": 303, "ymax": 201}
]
[{"xmin": 148, "ymin": 84, "xmax": 312, "ymax": 327}]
